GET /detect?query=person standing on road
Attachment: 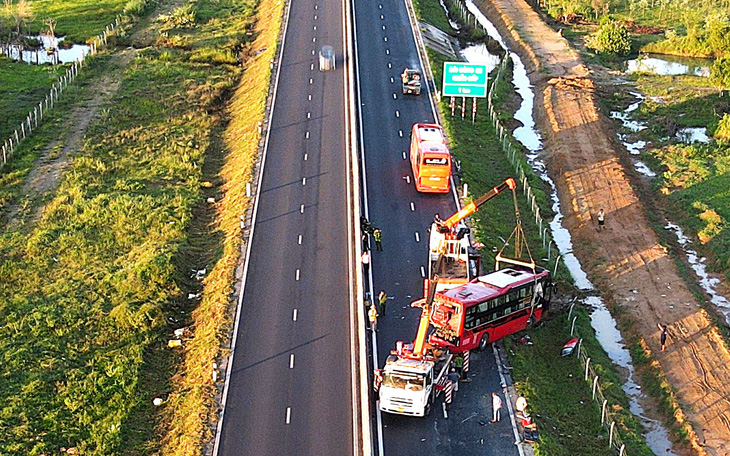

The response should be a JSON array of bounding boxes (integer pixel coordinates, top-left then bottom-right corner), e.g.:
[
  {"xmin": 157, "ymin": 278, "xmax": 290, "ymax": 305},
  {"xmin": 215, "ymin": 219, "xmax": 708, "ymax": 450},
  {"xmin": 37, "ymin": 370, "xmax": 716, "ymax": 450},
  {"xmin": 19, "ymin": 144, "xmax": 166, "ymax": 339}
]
[
  {"xmin": 491, "ymin": 392, "xmax": 502, "ymax": 422},
  {"xmin": 454, "ymin": 354, "xmax": 464, "ymax": 379},
  {"xmin": 597, "ymin": 208, "xmax": 606, "ymax": 231},
  {"xmin": 448, "ymin": 368, "xmax": 460, "ymax": 393},
  {"xmin": 368, "ymin": 304, "xmax": 379, "ymax": 332},
  {"xmin": 657, "ymin": 323, "xmax": 668, "ymax": 351},
  {"xmin": 373, "ymin": 228, "xmax": 383, "ymax": 251},
  {"xmin": 378, "ymin": 290, "xmax": 388, "ymax": 316}
]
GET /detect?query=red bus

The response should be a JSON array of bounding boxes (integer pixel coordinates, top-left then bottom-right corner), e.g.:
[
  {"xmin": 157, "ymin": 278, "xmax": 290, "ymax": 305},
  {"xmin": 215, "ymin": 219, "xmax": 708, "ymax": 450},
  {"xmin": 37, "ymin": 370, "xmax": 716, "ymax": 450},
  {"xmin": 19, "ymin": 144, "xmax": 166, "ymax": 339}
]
[
  {"xmin": 409, "ymin": 123, "xmax": 451, "ymax": 193},
  {"xmin": 427, "ymin": 263, "xmax": 552, "ymax": 352}
]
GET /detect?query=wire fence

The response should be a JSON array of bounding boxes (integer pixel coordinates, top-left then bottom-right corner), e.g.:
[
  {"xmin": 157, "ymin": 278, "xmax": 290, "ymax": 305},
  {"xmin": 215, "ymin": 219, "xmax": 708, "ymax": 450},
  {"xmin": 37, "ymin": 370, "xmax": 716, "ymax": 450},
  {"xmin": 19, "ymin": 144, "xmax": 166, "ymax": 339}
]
[
  {"xmin": 567, "ymin": 304, "xmax": 630, "ymax": 456},
  {"xmin": 1, "ymin": 15, "xmax": 125, "ymax": 169}
]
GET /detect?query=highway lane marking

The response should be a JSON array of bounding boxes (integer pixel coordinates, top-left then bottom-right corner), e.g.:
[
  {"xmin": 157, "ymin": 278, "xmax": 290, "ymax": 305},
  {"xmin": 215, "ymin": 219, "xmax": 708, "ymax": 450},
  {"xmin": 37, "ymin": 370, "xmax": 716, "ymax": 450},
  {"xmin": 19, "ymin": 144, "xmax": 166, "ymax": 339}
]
[
  {"xmin": 395, "ymin": 110, "xmax": 399, "ymax": 117},
  {"xmin": 302, "ymin": 177, "xmax": 307, "ymax": 185},
  {"xmin": 293, "ymin": 308, "xmax": 298, "ymax": 321},
  {"xmin": 312, "ymin": 37, "xmax": 316, "ymax": 43},
  {"xmin": 305, "ymin": 131, "xmax": 310, "ymax": 139},
  {"xmin": 304, "ymin": 153, "xmax": 308, "ymax": 160},
  {"xmin": 399, "ymin": 129, "xmax": 403, "ymax": 137},
  {"xmin": 392, "ymin": 93, "xmax": 396, "ymax": 99},
  {"xmin": 379, "ymin": 4, "xmax": 382, "ymax": 8},
  {"xmin": 380, "ymin": 14, "xmax": 384, "ymax": 19},
  {"xmin": 415, "ymin": 232, "xmax": 420, "ymax": 242},
  {"xmin": 300, "ymin": 204, "xmax": 305, "ymax": 213},
  {"xmin": 410, "ymin": 202, "xmax": 415, "ymax": 211},
  {"xmin": 390, "ymin": 77, "xmax": 394, "ymax": 83},
  {"xmin": 312, "ymin": 49, "xmax": 315, "ymax": 55},
  {"xmin": 311, "ymin": 63, "xmax": 314, "ymax": 70},
  {"xmin": 421, "ymin": 266, "xmax": 426, "ymax": 278},
  {"xmin": 307, "ymin": 112, "xmax": 311, "ymax": 119},
  {"xmin": 286, "ymin": 407, "xmax": 292, "ymax": 424},
  {"xmin": 314, "ymin": 15, "xmax": 317, "ymax": 19},
  {"xmin": 402, "ymin": 152, "xmax": 406, "ymax": 159},
  {"xmin": 404, "ymin": 175, "xmax": 410, "ymax": 183},
  {"xmin": 315, "ymin": 4, "xmax": 317, "ymax": 8},
  {"xmin": 309, "ymin": 94, "xmax": 312, "ymax": 100},
  {"xmin": 296, "ymin": 269, "xmax": 300, "ymax": 281},
  {"xmin": 309, "ymin": 78, "xmax": 313, "ymax": 84},
  {"xmin": 388, "ymin": 63, "xmax": 392, "ymax": 68},
  {"xmin": 382, "ymin": 25, "xmax": 386, "ymax": 30},
  {"xmin": 298, "ymin": 234, "xmax": 302, "ymax": 245},
  {"xmin": 383, "ymin": 37, "xmax": 388, "ymax": 42},
  {"xmin": 290, "ymin": 354, "xmax": 295, "ymax": 368},
  {"xmin": 313, "ymin": 25, "xmax": 317, "ymax": 31},
  {"xmin": 386, "ymin": 49, "xmax": 390, "ymax": 55}
]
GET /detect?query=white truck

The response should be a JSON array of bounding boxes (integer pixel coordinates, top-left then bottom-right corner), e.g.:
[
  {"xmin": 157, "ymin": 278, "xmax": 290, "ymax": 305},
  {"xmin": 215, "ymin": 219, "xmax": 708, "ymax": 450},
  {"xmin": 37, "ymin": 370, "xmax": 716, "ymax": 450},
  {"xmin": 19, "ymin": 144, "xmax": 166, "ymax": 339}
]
[{"xmin": 378, "ymin": 347, "xmax": 452, "ymax": 417}]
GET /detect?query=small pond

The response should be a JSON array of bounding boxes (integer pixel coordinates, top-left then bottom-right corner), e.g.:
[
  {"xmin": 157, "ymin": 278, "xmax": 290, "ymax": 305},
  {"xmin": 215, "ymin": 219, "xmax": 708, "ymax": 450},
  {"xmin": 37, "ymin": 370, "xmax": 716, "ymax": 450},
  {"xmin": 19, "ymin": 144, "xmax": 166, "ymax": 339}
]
[
  {"xmin": 1, "ymin": 35, "xmax": 90, "ymax": 65},
  {"xmin": 625, "ymin": 53, "xmax": 712, "ymax": 77}
]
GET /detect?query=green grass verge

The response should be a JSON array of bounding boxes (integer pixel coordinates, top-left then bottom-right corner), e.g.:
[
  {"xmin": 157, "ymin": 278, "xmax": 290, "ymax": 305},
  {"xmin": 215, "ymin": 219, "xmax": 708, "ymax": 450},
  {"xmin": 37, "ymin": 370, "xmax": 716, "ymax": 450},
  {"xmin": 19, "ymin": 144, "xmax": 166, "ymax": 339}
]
[
  {"xmin": 411, "ymin": 0, "xmax": 454, "ymax": 34},
  {"xmin": 0, "ymin": 57, "xmax": 66, "ymax": 145},
  {"xmin": 25, "ymin": 0, "xmax": 130, "ymax": 43},
  {"xmin": 0, "ymin": 0, "xmax": 267, "ymax": 454},
  {"xmin": 508, "ymin": 307, "xmax": 654, "ymax": 456}
]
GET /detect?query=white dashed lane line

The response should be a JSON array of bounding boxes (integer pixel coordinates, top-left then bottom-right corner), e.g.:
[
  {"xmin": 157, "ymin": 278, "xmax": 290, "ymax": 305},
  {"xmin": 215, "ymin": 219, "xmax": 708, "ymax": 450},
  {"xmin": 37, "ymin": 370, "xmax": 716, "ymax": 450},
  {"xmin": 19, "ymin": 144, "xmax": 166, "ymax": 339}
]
[
  {"xmin": 298, "ymin": 234, "xmax": 302, "ymax": 245},
  {"xmin": 286, "ymin": 407, "xmax": 292, "ymax": 424},
  {"xmin": 384, "ymin": 37, "xmax": 388, "ymax": 42},
  {"xmin": 309, "ymin": 78, "xmax": 313, "ymax": 84},
  {"xmin": 390, "ymin": 77, "xmax": 394, "ymax": 83},
  {"xmin": 392, "ymin": 93, "xmax": 396, "ymax": 99},
  {"xmin": 302, "ymin": 177, "xmax": 307, "ymax": 185},
  {"xmin": 296, "ymin": 269, "xmax": 300, "ymax": 281},
  {"xmin": 304, "ymin": 153, "xmax": 308, "ymax": 160},
  {"xmin": 300, "ymin": 204, "xmax": 305, "ymax": 213},
  {"xmin": 313, "ymin": 37, "xmax": 316, "ymax": 43},
  {"xmin": 402, "ymin": 152, "xmax": 406, "ymax": 159},
  {"xmin": 395, "ymin": 111, "xmax": 399, "ymax": 118},
  {"xmin": 410, "ymin": 202, "xmax": 415, "ymax": 211},
  {"xmin": 388, "ymin": 63, "xmax": 392, "ymax": 68},
  {"xmin": 399, "ymin": 130, "xmax": 403, "ymax": 137},
  {"xmin": 421, "ymin": 266, "xmax": 426, "ymax": 278},
  {"xmin": 310, "ymin": 63, "xmax": 314, "ymax": 71},
  {"xmin": 293, "ymin": 308, "xmax": 298, "ymax": 321},
  {"xmin": 415, "ymin": 232, "xmax": 420, "ymax": 242},
  {"xmin": 290, "ymin": 354, "xmax": 295, "ymax": 369},
  {"xmin": 382, "ymin": 25, "xmax": 386, "ymax": 30}
]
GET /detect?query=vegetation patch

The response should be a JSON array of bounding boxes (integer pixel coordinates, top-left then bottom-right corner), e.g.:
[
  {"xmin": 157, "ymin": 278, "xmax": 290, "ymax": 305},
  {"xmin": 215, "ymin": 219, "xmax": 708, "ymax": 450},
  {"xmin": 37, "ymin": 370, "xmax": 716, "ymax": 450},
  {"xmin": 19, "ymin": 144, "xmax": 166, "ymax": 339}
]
[{"xmin": 0, "ymin": 0, "xmax": 273, "ymax": 455}]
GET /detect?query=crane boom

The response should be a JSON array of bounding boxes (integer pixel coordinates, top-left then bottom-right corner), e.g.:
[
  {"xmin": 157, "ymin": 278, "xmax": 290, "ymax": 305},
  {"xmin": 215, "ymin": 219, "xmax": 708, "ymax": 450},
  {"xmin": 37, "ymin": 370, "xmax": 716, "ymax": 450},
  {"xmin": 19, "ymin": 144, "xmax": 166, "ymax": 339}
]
[{"xmin": 442, "ymin": 178, "xmax": 516, "ymax": 230}]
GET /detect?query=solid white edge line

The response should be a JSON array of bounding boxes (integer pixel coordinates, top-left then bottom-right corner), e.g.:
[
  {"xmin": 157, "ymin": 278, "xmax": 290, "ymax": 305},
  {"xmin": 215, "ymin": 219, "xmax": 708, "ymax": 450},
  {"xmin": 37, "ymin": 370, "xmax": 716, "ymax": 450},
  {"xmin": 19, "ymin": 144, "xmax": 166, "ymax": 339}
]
[
  {"xmin": 345, "ymin": 0, "xmax": 372, "ymax": 453},
  {"xmin": 351, "ymin": 0, "xmax": 381, "ymax": 453},
  {"xmin": 212, "ymin": 0, "xmax": 295, "ymax": 452},
  {"xmin": 493, "ymin": 344, "xmax": 526, "ymax": 456}
]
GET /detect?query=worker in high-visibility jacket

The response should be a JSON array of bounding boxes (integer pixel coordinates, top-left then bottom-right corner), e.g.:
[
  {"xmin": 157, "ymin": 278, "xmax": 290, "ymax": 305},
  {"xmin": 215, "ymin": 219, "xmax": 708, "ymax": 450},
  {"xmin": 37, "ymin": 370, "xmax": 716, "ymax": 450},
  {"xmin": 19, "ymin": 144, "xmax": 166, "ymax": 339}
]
[{"xmin": 368, "ymin": 304, "xmax": 379, "ymax": 332}]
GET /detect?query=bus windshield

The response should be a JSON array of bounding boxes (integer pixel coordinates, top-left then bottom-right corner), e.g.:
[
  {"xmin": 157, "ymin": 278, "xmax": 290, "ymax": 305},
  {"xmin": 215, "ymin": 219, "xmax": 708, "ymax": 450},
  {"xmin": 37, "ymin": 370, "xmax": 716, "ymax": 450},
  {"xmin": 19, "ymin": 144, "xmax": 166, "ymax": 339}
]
[{"xmin": 383, "ymin": 371, "xmax": 425, "ymax": 391}]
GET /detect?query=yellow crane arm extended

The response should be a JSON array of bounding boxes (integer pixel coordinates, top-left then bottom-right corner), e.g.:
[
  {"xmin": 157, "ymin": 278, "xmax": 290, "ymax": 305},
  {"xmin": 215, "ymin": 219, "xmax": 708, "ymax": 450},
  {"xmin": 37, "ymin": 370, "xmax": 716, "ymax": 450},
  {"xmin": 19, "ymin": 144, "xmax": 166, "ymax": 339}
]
[{"xmin": 443, "ymin": 178, "xmax": 516, "ymax": 230}]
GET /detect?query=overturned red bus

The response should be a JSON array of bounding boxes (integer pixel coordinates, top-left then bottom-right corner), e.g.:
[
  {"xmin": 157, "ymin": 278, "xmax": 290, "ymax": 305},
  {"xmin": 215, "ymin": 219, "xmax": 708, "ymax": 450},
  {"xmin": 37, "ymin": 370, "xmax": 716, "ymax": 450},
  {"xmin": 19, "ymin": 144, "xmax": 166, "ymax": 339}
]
[{"xmin": 427, "ymin": 264, "xmax": 552, "ymax": 352}]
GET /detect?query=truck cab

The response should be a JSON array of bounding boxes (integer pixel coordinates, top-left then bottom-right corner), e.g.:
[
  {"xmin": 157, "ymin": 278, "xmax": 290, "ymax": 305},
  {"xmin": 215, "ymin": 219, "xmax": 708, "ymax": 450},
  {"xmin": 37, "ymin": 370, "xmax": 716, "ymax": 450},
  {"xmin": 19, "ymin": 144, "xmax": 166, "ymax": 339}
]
[{"xmin": 378, "ymin": 351, "xmax": 451, "ymax": 417}]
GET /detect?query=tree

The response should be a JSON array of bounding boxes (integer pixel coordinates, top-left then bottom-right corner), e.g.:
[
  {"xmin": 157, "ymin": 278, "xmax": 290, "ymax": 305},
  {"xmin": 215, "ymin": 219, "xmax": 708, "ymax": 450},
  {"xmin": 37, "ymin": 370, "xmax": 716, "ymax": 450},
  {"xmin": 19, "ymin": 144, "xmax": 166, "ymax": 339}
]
[{"xmin": 586, "ymin": 20, "xmax": 632, "ymax": 55}]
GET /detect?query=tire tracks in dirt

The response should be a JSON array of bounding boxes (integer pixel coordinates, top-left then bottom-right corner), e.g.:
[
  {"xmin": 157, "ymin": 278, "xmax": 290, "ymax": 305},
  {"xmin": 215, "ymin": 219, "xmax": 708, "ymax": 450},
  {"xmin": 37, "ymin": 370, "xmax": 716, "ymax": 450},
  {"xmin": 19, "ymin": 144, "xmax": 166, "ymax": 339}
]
[{"xmin": 476, "ymin": 0, "xmax": 730, "ymax": 454}]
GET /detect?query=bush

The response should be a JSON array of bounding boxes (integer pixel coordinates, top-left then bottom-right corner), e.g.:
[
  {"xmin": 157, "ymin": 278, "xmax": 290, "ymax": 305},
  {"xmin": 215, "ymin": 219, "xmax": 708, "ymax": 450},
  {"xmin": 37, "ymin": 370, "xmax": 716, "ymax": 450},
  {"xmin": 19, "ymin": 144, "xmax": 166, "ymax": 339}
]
[
  {"xmin": 124, "ymin": 0, "xmax": 154, "ymax": 16},
  {"xmin": 711, "ymin": 57, "xmax": 730, "ymax": 90},
  {"xmin": 715, "ymin": 114, "xmax": 730, "ymax": 142},
  {"xmin": 586, "ymin": 20, "xmax": 632, "ymax": 55}
]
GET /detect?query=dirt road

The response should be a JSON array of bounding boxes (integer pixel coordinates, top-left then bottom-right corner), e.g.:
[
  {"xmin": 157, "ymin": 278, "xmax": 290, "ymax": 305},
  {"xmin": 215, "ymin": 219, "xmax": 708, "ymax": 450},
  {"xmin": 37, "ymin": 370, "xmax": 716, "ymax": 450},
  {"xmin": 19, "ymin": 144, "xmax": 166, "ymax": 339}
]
[{"xmin": 476, "ymin": 0, "xmax": 730, "ymax": 454}]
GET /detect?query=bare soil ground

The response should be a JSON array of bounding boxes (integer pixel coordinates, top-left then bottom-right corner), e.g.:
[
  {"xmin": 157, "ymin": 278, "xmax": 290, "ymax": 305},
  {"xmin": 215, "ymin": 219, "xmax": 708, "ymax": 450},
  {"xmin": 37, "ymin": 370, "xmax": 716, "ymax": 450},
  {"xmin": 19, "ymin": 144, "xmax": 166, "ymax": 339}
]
[{"xmin": 477, "ymin": 0, "xmax": 730, "ymax": 454}]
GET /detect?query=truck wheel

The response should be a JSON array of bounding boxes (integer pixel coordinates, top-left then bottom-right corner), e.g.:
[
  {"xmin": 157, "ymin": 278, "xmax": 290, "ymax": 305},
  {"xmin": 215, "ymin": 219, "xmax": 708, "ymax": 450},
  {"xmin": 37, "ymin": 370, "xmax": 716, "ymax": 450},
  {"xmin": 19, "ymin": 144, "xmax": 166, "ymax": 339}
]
[{"xmin": 478, "ymin": 333, "xmax": 490, "ymax": 351}]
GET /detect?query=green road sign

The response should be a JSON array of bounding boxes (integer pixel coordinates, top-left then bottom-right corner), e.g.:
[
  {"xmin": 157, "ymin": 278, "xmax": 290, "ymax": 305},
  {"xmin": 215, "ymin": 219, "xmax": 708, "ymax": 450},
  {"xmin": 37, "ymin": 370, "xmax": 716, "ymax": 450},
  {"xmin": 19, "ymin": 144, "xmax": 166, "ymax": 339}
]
[{"xmin": 442, "ymin": 62, "xmax": 488, "ymax": 97}]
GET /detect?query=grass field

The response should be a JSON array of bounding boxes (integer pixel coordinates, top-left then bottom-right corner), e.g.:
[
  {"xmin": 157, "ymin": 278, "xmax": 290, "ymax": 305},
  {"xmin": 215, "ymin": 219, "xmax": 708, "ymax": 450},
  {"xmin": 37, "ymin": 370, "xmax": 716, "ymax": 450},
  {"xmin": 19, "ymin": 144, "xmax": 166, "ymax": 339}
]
[
  {"xmin": 0, "ymin": 57, "xmax": 66, "ymax": 140},
  {"xmin": 0, "ymin": 0, "xmax": 268, "ymax": 454},
  {"xmin": 26, "ymin": 0, "xmax": 129, "ymax": 43}
]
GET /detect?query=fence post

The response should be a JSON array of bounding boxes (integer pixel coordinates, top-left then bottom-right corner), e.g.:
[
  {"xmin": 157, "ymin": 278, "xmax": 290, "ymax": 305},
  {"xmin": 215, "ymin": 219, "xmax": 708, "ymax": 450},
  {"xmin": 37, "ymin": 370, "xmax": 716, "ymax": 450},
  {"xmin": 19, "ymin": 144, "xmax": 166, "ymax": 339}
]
[
  {"xmin": 585, "ymin": 357, "xmax": 591, "ymax": 380},
  {"xmin": 601, "ymin": 399, "xmax": 607, "ymax": 425},
  {"xmin": 609, "ymin": 421, "xmax": 615, "ymax": 447},
  {"xmin": 571, "ymin": 316, "xmax": 577, "ymax": 336},
  {"xmin": 619, "ymin": 444, "xmax": 625, "ymax": 456},
  {"xmin": 2, "ymin": 143, "xmax": 6, "ymax": 163},
  {"xmin": 592, "ymin": 375, "xmax": 599, "ymax": 399}
]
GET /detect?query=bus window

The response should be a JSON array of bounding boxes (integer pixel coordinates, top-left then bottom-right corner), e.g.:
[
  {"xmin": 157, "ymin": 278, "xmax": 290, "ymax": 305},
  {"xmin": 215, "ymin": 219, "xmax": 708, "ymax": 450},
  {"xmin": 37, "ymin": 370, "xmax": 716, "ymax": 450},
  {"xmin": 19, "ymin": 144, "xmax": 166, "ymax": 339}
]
[{"xmin": 424, "ymin": 157, "xmax": 448, "ymax": 165}]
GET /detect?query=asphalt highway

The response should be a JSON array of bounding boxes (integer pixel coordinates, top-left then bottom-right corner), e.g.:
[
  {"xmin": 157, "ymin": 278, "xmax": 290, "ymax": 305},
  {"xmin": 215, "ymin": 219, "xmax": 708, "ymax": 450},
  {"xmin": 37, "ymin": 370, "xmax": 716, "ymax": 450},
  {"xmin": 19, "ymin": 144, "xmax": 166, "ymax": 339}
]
[
  {"xmin": 215, "ymin": 0, "xmax": 356, "ymax": 453},
  {"xmin": 353, "ymin": 0, "xmax": 523, "ymax": 454}
]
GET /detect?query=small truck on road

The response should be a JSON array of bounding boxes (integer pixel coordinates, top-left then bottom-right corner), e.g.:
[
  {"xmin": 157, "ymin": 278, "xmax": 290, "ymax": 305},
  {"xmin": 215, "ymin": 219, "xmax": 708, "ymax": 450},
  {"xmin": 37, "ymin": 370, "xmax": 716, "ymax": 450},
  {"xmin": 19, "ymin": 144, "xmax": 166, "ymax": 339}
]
[{"xmin": 401, "ymin": 68, "xmax": 422, "ymax": 95}]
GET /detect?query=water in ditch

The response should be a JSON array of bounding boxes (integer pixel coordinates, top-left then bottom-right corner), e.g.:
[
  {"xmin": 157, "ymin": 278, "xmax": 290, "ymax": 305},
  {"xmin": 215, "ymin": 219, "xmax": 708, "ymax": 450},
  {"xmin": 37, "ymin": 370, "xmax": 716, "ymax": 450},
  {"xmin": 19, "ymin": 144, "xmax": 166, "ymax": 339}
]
[{"xmin": 460, "ymin": 1, "xmax": 676, "ymax": 452}]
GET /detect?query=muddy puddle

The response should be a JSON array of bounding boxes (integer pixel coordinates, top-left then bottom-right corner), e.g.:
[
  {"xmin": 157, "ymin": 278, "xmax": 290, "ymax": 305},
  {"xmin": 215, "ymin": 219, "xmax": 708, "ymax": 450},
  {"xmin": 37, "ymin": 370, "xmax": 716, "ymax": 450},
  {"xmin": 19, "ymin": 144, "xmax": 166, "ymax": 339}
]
[
  {"xmin": 1, "ymin": 35, "xmax": 90, "ymax": 64},
  {"xmin": 625, "ymin": 54, "xmax": 711, "ymax": 77},
  {"xmin": 459, "ymin": 1, "xmax": 676, "ymax": 453}
]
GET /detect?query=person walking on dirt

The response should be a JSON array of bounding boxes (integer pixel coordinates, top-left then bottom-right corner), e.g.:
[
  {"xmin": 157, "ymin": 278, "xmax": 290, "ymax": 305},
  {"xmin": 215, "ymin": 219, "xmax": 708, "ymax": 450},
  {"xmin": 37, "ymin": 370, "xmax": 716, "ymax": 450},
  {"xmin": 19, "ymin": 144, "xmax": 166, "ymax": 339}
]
[
  {"xmin": 597, "ymin": 208, "xmax": 606, "ymax": 231},
  {"xmin": 657, "ymin": 323, "xmax": 668, "ymax": 351},
  {"xmin": 491, "ymin": 392, "xmax": 502, "ymax": 422},
  {"xmin": 373, "ymin": 228, "xmax": 383, "ymax": 251},
  {"xmin": 378, "ymin": 290, "xmax": 388, "ymax": 316},
  {"xmin": 368, "ymin": 304, "xmax": 379, "ymax": 332}
]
